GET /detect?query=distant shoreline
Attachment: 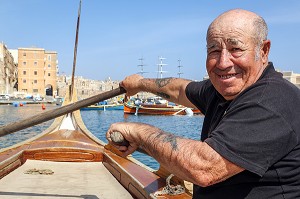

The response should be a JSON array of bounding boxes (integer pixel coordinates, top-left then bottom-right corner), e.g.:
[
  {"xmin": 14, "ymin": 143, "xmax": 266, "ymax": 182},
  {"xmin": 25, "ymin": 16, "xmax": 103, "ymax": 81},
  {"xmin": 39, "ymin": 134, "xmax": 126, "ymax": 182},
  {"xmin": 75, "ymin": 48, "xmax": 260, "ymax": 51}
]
[{"xmin": 0, "ymin": 99, "xmax": 56, "ymax": 105}]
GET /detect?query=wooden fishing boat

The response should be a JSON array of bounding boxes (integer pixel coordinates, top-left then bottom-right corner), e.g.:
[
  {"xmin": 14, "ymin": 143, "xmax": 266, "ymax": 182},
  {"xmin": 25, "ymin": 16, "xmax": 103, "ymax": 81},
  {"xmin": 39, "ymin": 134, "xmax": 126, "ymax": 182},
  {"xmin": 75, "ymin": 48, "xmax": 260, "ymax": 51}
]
[
  {"xmin": 0, "ymin": 89, "xmax": 193, "ymax": 198},
  {"xmin": 124, "ymin": 102, "xmax": 202, "ymax": 116},
  {"xmin": 0, "ymin": 1, "xmax": 193, "ymax": 198},
  {"xmin": 81, "ymin": 103, "xmax": 124, "ymax": 111}
]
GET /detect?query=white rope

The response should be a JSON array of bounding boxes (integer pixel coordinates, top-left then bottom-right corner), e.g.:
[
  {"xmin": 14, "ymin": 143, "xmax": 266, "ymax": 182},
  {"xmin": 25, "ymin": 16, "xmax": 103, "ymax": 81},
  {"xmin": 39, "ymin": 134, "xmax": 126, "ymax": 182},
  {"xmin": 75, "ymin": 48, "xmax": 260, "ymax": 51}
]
[{"xmin": 154, "ymin": 174, "xmax": 185, "ymax": 196}]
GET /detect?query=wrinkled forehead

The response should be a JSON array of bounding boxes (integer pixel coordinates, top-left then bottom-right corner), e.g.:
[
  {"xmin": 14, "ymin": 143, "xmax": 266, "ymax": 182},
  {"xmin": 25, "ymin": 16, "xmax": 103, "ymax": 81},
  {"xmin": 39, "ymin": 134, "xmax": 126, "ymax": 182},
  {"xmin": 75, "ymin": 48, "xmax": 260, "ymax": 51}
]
[{"xmin": 206, "ymin": 16, "xmax": 256, "ymax": 44}]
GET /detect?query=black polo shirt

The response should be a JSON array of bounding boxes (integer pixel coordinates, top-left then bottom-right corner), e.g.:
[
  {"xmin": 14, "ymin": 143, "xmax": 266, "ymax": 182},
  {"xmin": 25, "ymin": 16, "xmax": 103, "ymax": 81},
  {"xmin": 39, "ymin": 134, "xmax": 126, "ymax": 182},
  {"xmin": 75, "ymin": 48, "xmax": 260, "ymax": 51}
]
[{"xmin": 186, "ymin": 63, "xmax": 300, "ymax": 199}]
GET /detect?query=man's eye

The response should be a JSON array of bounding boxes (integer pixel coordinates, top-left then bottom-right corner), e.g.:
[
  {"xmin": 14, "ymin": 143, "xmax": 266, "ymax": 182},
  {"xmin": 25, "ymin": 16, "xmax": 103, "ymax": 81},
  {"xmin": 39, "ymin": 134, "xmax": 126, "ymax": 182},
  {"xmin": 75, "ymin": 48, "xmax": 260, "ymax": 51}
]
[
  {"xmin": 208, "ymin": 49, "xmax": 220, "ymax": 54},
  {"xmin": 230, "ymin": 48, "xmax": 244, "ymax": 57},
  {"xmin": 231, "ymin": 48, "xmax": 242, "ymax": 52}
]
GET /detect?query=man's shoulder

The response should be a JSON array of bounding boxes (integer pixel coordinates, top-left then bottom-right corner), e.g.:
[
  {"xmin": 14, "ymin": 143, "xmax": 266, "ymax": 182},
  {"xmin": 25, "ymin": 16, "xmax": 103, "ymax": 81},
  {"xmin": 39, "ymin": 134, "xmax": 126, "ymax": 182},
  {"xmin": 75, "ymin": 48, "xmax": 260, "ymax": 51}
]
[
  {"xmin": 234, "ymin": 70, "xmax": 300, "ymax": 115},
  {"xmin": 187, "ymin": 79, "xmax": 215, "ymax": 92}
]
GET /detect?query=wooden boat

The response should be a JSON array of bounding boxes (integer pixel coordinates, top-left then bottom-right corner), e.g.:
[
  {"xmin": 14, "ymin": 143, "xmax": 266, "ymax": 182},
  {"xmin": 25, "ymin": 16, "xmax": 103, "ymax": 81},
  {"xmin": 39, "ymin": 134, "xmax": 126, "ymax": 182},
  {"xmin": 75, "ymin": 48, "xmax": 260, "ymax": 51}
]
[
  {"xmin": 0, "ymin": 89, "xmax": 193, "ymax": 198},
  {"xmin": 0, "ymin": 2, "xmax": 192, "ymax": 198},
  {"xmin": 81, "ymin": 103, "xmax": 124, "ymax": 111},
  {"xmin": 124, "ymin": 102, "xmax": 202, "ymax": 116}
]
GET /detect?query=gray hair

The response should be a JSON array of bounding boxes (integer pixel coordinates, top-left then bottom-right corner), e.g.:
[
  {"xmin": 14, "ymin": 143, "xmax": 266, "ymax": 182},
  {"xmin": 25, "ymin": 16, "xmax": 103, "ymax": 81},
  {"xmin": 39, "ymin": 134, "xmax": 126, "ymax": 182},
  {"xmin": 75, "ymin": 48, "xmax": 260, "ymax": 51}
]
[{"xmin": 253, "ymin": 16, "xmax": 268, "ymax": 60}]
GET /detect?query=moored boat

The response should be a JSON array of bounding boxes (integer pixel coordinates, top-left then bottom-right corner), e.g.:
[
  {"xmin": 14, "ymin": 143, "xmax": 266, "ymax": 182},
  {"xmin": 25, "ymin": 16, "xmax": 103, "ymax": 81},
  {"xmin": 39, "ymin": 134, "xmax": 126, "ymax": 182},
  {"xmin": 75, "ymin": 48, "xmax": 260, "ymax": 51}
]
[
  {"xmin": 124, "ymin": 101, "xmax": 202, "ymax": 116},
  {"xmin": 81, "ymin": 103, "xmax": 124, "ymax": 111}
]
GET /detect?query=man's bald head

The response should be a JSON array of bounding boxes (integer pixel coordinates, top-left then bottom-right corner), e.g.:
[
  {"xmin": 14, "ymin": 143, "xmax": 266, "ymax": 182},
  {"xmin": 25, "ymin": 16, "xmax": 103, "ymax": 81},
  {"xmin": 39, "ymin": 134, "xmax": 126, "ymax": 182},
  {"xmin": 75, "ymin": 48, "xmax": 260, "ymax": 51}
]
[{"xmin": 207, "ymin": 9, "xmax": 268, "ymax": 46}]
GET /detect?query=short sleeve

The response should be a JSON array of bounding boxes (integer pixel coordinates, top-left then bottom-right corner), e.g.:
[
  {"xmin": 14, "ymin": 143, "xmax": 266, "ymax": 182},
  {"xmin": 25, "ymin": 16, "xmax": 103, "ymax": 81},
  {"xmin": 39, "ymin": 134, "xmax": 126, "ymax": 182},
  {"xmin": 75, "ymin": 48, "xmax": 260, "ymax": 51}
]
[
  {"xmin": 205, "ymin": 101, "xmax": 297, "ymax": 176},
  {"xmin": 185, "ymin": 80, "xmax": 215, "ymax": 115}
]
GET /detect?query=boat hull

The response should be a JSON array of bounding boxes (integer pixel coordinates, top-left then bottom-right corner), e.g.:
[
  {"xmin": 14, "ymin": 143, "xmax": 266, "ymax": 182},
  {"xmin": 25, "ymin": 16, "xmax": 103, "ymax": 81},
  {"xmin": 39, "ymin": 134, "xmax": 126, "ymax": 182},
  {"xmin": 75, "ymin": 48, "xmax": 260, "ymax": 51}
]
[
  {"xmin": 81, "ymin": 104, "xmax": 124, "ymax": 111},
  {"xmin": 124, "ymin": 102, "xmax": 202, "ymax": 115},
  {"xmin": 0, "ymin": 92, "xmax": 192, "ymax": 198}
]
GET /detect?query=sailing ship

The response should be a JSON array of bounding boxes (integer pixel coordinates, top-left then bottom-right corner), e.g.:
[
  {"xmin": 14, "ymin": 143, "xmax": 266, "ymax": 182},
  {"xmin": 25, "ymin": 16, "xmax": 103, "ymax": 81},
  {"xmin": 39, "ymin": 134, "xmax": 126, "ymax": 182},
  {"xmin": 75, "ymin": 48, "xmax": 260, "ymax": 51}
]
[
  {"xmin": 125, "ymin": 58, "xmax": 201, "ymax": 116},
  {"xmin": 0, "ymin": 1, "xmax": 193, "ymax": 198}
]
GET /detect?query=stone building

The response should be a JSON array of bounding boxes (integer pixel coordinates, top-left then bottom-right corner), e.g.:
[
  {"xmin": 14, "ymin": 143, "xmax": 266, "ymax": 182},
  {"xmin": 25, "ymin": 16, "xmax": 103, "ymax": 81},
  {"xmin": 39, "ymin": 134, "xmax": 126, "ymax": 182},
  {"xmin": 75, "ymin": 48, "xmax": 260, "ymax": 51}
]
[
  {"xmin": 17, "ymin": 47, "xmax": 58, "ymax": 98},
  {"xmin": 282, "ymin": 71, "xmax": 300, "ymax": 89},
  {"xmin": 0, "ymin": 43, "xmax": 18, "ymax": 94},
  {"xmin": 57, "ymin": 75, "xmax": 121, "ymax": 101}
]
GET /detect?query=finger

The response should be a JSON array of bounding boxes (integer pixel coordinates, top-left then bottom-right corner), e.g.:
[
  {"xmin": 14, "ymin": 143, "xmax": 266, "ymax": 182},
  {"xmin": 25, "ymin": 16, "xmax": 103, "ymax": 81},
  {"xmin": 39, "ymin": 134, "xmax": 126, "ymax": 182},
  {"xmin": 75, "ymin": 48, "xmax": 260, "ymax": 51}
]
[
  {"xmin": 106, "ymin": 131, "xmax": 112, "ymax": 142},
  {"xmin": 118, "ymin": 145, "xmax": 128, "ymax": 152},
  {"xmin": 122, "ymin": 144, "xmax": 139, "ymax": 156}
]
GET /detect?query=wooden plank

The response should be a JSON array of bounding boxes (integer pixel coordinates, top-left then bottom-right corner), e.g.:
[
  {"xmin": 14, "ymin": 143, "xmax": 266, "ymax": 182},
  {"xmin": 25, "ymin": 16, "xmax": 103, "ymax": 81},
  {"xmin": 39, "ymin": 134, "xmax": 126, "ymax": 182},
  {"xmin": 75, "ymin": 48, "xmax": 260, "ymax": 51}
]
[{"xmin": 0, "ymin": 160, "xmax": 134, "ymax": 199}]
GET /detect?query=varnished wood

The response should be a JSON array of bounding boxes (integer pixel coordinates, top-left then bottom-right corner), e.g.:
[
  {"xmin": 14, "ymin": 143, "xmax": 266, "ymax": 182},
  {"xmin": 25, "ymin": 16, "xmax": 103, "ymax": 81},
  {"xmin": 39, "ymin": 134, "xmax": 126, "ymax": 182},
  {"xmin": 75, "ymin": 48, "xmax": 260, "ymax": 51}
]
[
  {"xmin": 0, "ymin": 88, "xmax": 192, "ymax": 198},
  {"xmin": 103, "ymin": 150, "xmax": 192, "ymax": 198}
]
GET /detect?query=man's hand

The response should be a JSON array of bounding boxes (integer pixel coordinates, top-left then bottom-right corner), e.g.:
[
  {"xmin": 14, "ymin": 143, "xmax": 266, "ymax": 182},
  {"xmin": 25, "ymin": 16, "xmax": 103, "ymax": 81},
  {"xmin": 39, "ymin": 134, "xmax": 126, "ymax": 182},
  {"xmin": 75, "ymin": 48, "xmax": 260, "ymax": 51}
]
[
  {"xmin": 120, "ymin": 74, "xmax": 144, "ymax": 97},
  {"xmin": 106, "ymin": 122, "xmax": 141, "ymax": 156}
]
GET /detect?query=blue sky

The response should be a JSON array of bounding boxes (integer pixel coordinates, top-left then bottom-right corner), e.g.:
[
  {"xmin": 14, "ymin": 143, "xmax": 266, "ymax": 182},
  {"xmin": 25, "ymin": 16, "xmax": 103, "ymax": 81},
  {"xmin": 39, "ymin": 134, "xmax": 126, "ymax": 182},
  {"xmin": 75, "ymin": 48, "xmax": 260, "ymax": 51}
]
[{"xmin": 1, "ymin": 0, "xmax": 300, "ymax": 81}]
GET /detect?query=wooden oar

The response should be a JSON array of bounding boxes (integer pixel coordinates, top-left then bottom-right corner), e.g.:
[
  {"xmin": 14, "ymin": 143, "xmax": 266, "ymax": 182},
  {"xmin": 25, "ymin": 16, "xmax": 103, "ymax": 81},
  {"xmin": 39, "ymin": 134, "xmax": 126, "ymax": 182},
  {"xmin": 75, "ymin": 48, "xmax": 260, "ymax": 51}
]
[{"xmin": 0, "ymin": 87, "xmax": 126, "ymax": 137}]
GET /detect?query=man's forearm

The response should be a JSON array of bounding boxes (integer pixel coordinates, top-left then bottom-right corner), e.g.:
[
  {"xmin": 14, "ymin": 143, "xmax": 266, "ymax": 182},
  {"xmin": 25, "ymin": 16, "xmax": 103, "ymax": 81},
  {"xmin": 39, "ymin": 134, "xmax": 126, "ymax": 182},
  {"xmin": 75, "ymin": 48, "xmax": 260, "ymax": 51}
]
[
  {"xmin": 136, "ymin": 124, "xmax": 212, "ymax": 184},
  {"xmin": 139, "ymin": 77, "xmax": 192, "ymax": 105},
  {"xmin": 137, "ymin": 124, "xmax": 243, "ymax": 187}
]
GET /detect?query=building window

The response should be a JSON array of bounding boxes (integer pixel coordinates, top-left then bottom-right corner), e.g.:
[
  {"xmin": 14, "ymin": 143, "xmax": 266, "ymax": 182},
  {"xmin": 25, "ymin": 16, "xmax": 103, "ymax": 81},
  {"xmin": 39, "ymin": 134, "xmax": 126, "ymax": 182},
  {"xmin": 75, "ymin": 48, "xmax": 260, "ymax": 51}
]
[
  {"xmin": 48, "ymin": 64, "xmax": 51, "ymax": 68},
  {"xmin": 23, "ymin": 79, "xmax": 26, "ymax": 83},
  {"xmin": 34, "ymin": 71, "xmax": 37, "ymax": 75},
  {"xmin": 33, "ymin": 89, "xmax": 38, "ymax": 93},
  {"xmin": 23, "ymin": 52, "xmax": 26, "ymax": 56},
  {"xmin": 23, "ymin": 62, "xmax": 26, "ymax": 66},
  {"xmin": 23, "ymin": 71, "xmax": 26, "ymax": 75},
  {"xmin": 34, "ymin": 61, "xmax": 37, "ymax": 66},
  {"xmin": 48, "ymin": 55, "xmax": 51, "ymax": 61},
  {"xmin": 48, "ymin": 73, "xmax": 51, "ymax": 76},
  {"xmin": 34, "ymin": 80, "xmax": 37, "ymax": 84}
]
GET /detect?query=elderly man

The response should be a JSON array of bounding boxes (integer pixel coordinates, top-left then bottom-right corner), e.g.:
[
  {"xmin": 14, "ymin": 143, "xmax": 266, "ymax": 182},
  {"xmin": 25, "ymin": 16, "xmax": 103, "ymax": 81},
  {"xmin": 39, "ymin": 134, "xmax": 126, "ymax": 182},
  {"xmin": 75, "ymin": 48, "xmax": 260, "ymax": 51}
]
[{"xmin": 106, "ymin": 9, "xmax": 300, "ymax": 198}]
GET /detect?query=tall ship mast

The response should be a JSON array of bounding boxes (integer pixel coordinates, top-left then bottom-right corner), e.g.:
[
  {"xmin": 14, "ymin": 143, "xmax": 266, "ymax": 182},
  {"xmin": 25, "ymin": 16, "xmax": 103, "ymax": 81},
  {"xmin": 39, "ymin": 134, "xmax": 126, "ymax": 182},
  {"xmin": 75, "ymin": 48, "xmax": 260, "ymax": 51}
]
[
  {"xmin": 177, "ymin": 59, "xmax": 183, "ymax": 78},
  {"xmin": 137, "ymin": 57, "xmax": 148, "ymax": 100},
  {"xmin": 157, "ymin": 56, "xmax": 167, "ymax": 78},
  {"xmin": 137, "ymin": 57, "xmax": 148, "ymax": 77}
]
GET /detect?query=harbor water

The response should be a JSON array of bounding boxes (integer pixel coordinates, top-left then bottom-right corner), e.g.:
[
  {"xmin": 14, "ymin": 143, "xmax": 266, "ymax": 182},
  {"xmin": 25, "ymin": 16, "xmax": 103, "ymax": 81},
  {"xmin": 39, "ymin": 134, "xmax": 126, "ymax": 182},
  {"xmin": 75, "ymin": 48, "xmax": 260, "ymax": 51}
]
[{"xmin": 0, "ymin": 104, "xmax": 204, "ymax": 170}]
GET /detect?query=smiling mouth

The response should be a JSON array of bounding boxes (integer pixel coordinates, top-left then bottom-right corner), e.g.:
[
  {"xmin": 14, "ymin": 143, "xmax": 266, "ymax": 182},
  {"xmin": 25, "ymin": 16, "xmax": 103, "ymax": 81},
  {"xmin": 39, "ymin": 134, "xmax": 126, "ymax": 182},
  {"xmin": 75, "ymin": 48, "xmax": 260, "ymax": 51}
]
[{"xmin": 219, "ymin": 73, "xmax": 238, "ymax": 79}]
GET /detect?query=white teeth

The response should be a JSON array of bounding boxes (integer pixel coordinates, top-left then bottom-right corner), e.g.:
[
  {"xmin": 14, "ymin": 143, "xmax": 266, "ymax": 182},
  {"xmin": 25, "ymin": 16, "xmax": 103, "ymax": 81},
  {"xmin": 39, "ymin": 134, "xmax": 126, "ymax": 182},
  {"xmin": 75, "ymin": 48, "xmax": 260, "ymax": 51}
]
[{"xmin": 220, "ymin": 74, "xmax": 236, "ymax": 79}]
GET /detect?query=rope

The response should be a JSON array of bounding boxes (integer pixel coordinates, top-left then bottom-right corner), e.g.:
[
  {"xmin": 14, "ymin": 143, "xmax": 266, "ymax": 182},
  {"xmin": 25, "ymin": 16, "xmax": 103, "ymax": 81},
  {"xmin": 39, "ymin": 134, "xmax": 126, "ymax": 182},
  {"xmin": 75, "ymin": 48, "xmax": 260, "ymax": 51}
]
[
  {"xmin": 24, "ymin": 168, "xmax": 54, "ymax": 175},
  {"xmin": 154, "ymin": 174, "xmax": 185, "ymax": 196}
]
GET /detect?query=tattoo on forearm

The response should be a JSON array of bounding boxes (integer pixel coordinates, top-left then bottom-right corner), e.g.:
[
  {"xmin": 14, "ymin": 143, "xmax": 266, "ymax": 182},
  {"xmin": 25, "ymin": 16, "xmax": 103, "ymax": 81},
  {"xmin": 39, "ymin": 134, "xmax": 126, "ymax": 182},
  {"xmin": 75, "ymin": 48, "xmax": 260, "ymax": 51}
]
[
  {"xmin": 163, "ymin": 134, "xmax": 178, "ymax": 151},
  {"xmin": 155, "ymin": 78, "xmax": 172, "ymax": 88},
  {"xmin": 156, "ymin": 92, "xmax": 170, "ymax": 99},
  {"xmin": 154, "ymin": 131, "xmax": 178, "ymax": 151}
]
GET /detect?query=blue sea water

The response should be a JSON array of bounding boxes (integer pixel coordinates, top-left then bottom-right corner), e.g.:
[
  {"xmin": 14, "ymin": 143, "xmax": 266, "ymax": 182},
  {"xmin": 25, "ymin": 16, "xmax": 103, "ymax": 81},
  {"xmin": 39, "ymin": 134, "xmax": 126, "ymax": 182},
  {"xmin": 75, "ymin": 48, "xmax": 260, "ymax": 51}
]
[{"xmin": 0, "ymin": 104, "xmax": 204, "ymax": 170}]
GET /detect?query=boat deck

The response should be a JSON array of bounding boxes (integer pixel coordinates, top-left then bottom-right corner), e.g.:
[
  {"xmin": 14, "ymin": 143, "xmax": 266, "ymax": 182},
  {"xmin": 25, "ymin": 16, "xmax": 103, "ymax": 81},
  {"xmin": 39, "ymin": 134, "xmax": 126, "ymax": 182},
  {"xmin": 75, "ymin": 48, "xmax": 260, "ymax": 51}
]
[{"xmin": 0, "ymin": 159, "xmax": 133, "ymax": 199}]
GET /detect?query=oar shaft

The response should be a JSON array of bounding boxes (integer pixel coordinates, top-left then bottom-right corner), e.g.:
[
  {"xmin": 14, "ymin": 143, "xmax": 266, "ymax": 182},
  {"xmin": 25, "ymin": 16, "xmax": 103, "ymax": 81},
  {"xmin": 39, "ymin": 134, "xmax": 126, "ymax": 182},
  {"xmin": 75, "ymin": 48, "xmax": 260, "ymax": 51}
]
[{"xmin": 0, "ymin": 87, "xmax": 126, "ymax": 137}]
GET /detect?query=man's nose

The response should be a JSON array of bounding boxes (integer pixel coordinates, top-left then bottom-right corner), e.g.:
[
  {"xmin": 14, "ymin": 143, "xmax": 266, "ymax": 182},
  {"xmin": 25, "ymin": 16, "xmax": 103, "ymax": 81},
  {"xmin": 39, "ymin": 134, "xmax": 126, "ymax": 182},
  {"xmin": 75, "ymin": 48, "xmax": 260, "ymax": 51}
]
[{"xmin": 217, "ymin": 49, "xmax": 233, "ymax": 70}]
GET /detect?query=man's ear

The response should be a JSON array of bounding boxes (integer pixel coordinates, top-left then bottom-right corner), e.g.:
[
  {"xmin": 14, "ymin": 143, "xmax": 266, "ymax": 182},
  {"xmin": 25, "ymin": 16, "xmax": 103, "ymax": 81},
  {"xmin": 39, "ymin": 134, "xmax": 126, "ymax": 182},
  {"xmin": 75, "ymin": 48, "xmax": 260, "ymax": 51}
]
[{"xmin": 261, "ymin": 40, "xmax": 271, "ymax": 64}]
